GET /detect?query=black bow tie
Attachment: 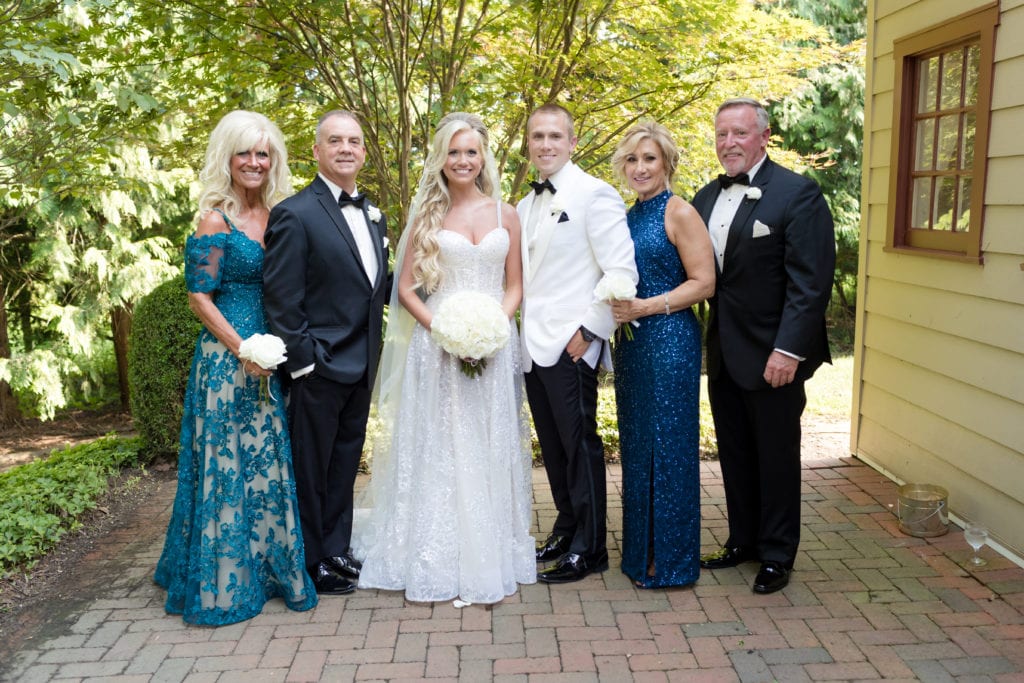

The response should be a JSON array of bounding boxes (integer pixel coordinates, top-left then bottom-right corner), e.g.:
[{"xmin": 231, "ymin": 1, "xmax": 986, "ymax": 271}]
[
  {"xmin": 530, "ymin": 179, "xmax": 556, "ymax": 195},
  {"xmin": 338, "ymin": 191, "xmax": 366, "ymax": 209},
  {"xmin": 718, "ymin": 173, "xmax": 751, "ymax": 189}
]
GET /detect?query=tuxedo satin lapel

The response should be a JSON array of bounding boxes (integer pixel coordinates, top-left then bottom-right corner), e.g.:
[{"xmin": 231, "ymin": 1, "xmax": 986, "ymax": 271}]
[
  {"xmin": 723, "ymin": 160, "xmax": 774, "ymax": 266},
  {"xmin": 529, "ymin": 210, "xmax": 559, "ymax": 281},
  {"xmin": 316, "ymin": 188, "xmax": 370, "ymax": 286},
  {"xmin": 520, "ymin": 193, "xmax": 535, "ymax": 283},
  {"xmin": 368, "ymin": 215, "xmax": 386, "ymax": 292},
  {"xmin": 723, "ymin": 193, "xmax": 758, "ymax": 261}
]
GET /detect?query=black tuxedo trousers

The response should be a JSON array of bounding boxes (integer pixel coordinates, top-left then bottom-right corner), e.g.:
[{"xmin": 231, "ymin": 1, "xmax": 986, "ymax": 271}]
[{"xmin": 525, "ymin": 352, "xmax": 606, "ymax": 558}]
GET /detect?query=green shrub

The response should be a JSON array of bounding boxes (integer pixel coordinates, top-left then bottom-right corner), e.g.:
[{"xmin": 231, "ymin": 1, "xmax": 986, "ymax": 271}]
[
  {"xmin": 0, "ymin": 436, "xmax": 142, "ymax": 577},
  {"xmin": 127, "ymin": 274, "xmax": 200, "ymax": 460}
]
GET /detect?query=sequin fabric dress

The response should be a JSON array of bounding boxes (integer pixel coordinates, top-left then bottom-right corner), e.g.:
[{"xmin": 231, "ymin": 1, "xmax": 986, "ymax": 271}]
[
  {"xmin": 155, "ymin": 211, "xmax": 317, "ymax": 625},
  {"xmin": 354, "ymin": 226, "xmax": 537, "ymax": 604},
  {"xmin": 612, "ymin": 190, "xmax": 702, "ymax": 588}
]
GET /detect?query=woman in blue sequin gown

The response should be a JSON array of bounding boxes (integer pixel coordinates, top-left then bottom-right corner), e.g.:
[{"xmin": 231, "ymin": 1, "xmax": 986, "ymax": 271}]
[
  {"xmin": 610, "ymin": 122, "xmax": 716, "ymax": 588},
  {"xmin": 155, "ymin": 111, "xmax": 317, "ymax": 625}
]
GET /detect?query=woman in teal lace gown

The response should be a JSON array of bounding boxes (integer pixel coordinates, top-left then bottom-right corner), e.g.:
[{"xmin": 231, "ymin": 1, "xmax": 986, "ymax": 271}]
[
  {"xmin": 610, "ymin": 121, "xmax": 716, "ymax": 588},
  {"xmin": 155, "ymin": 111, "xmax": 317, "ymax": 625}
]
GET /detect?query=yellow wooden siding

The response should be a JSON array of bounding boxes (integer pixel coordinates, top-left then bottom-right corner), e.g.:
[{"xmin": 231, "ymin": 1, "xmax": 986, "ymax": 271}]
[
  {"xmin": 859, "ymin": 0, "xmax": 1024, "ymax": 557},
  {"xmin": 863, "ymin": 246, "xmax": 1024, "ymax": 310},
  {"xmin": 858, "ymin": 379, "xmax": 1024, "ymax": 504},
  {"xmin": 862, "ymin": 314, "xmax": 1024, "ymax": 404},
  {"xmin": 856, "ymin": 414, "xmax": 1023, "ymax": 551}
]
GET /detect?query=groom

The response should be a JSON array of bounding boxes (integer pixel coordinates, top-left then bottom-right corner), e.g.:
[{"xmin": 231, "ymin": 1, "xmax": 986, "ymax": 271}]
[
  {"xmin": 264, "ymin": 110, "xmax": 389, "ymax": 595},
  {"xmin": 518, "ymin": 103, "xmax": 637, "ymax": 583}
]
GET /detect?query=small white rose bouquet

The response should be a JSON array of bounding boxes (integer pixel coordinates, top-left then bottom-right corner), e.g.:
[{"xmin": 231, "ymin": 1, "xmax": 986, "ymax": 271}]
[
  {"xmin": 238, "ymin": 333, "xmax": 288, "ymax": 402},
  {"xmin": 431, "ymin": 291, "xmax": 511, "ymax": 379},
  {"xmin": 594, "ymin": 273, "xmax": 639, "ymax": 342},
  {"xmin": 745, "ymin": 186, "xmax": 762, "ymax": 201},
  {"xmin": 367, "ymin": 205, "xmax": 382, "ymax": 222}
]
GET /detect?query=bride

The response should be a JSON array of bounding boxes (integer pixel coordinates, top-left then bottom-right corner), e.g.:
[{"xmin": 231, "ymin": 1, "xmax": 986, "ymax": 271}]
[{"xmin": 352, "ymin": 113, "xmax": 536, "ymax": 604}]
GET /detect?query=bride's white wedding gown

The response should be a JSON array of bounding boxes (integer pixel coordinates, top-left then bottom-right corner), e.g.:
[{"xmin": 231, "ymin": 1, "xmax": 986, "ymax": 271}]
[{"xmin": 353, "ymin": 225, "xmax": 536, "ymax": 604}]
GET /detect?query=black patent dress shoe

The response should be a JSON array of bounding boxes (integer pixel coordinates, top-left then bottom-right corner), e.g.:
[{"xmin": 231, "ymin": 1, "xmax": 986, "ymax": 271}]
[
  {"xmin": 537, "ymin": 550, "xmax": 609, "ymax": 584},
  {"xmin": 699, "ymin": 546, "xmax": 755, "ymax": 569},
  {"xmin": 536, "ymin": 534, "xmax": 572, "ymax": 562},
  {"xmin": 311, "ymin": 562, "xmax": 356, "ymax": 595},
  {"xmin": 326, "ymin": 552, "xmax": 362, "ymax": 579},
  {"xmin": 752, "ymin": 561, "xmax": 790, "ymax": 594}
]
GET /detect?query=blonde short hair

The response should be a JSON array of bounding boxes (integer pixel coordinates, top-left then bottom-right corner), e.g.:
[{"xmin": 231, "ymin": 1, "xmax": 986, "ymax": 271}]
[{"xmin": 611, "ymin": 120, "xmax": 680, "ymax": 189}]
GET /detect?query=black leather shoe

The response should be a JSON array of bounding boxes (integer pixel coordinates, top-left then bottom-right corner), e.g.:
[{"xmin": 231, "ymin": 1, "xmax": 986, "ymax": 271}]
[
  {"xmin": 537, "ymin": 550, "xmax": 609, "ymax": 584},
  {"xmin": 536, "ymin": 534, "xmax": 572, "ymax": 562},
  {"xmin": 752, "ymin": 561, "xmax": 790, "ymax": 594},
  {"xmin": 699, "ymin": 546, "xmax": 755, "ymax": 569},
  {"xmin": 326, "ymin": 552, "xmax": 362, "ymax": 579},
  {"xmin": 311, "ymin": 562, "xmax": 356, "ymax": 595}
]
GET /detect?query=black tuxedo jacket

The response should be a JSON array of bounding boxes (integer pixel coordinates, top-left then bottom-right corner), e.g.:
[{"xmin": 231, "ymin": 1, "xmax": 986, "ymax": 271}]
[
  {"xmin": 263, "ymin": 175, "xmax": 389, "ymax": 386},
  {"xmin": 691, "ymin": 156, "xmax": 835, "ymax": 391}
]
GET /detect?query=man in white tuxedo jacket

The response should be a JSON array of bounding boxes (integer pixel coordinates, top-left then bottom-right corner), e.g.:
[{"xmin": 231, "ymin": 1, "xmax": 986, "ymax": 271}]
[{"xmin": 517, "ymin": 104, "xmax": 637, "ymax": 584}]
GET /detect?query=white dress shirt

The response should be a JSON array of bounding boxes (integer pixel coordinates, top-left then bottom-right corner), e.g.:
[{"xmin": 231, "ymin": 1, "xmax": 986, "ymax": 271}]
[
  {"xmin": 708, "ymin": 156, "xmax": 766, "ymax": 269},
  {"xmin": 319, "ymin": 174, "xmax": 378, "ymax": 284}
]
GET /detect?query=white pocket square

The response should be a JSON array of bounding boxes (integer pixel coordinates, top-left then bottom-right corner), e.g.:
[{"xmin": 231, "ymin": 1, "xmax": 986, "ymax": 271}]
[{"xmin": 752, "ymin": 219, "xmax": 772, "ymax": 238}]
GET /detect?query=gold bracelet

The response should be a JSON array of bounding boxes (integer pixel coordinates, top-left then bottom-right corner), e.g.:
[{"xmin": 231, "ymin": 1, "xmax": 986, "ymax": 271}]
[{"xmin": 663, "ymin": 293, "xmax": 671, "ymax": 316}]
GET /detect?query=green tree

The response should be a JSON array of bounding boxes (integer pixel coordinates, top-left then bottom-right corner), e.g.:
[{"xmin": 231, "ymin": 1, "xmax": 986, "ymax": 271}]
[
  {"xmin": 766, "ymin": 0, "xmax": 866, "ymax": 337},
  {"xmin": 1, "ymin": 1, "xmax": 194, "ymax": 422}
]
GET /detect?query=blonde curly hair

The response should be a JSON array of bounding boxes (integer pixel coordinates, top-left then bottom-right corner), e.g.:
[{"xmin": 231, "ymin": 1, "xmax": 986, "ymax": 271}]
[
  {"xmin": 197, "ymin": 110, "xmax": 292, "ymax": 225},
  {"xmin": 407, "ymin": 112, "xmax": 500, "ymax": 293}
]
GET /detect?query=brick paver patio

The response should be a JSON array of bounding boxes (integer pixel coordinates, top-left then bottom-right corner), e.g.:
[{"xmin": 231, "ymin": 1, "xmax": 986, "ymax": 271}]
[{"xmin": 3, "ymin": 454, "xmax": 1024, "ymax": 682}]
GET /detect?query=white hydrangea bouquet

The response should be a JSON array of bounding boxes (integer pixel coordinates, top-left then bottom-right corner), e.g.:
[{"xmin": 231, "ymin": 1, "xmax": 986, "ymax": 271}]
[
  {"xmin": 594, "ymin": 273, "xmax": 639, "ymax": 341},
  {"xmin": 431, "ymin": 291, "xmax": 510, "ymax": 379},
  {"xmin": 238, "ymin": 333, "xmax": 288, "ymax": 402}
]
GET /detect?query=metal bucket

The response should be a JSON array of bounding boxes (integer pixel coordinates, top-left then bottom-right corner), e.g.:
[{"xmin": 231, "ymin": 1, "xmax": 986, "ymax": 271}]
[{"xmin": 896, "ymin": 483, "xmax": 949, "ymax": 537}]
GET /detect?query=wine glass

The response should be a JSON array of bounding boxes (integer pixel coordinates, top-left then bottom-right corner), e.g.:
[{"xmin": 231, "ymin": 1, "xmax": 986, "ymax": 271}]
[{"xmin": 964, "ymin": 524, "xmax": 988, "ymax": 566}]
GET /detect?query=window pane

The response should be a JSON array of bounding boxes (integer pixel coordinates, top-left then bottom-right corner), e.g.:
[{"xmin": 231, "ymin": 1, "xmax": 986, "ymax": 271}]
[
  {"xmin": 933, "ymin": 176, "xmax": 957, "ymax": 231},
  {"xmin": 964, "ymin": 45, "xmax": 980, "ymax": 106},
  {"xmin": 935, "ymin": 114, "xmax": 960, "ymax": 170},
  {"xmin": 961, "ymin": 110, "xmax": 976, "ymax": 169},
  {"xmin": 956, "ymin": 178, "xmax": 972, "ymax": 232},
  {"xmin": 912, "ymin": 177, "xmax": 933, "ymax": 229},
  {"xmin": 918, "ymin": 56, "xmax": 938, "ymax": 113},
  {"xmin": 914, "ymin": 118, "xmax": 936, "ymax": 170},
  {"xmin": 940, "ymin": 49, "xmax": 964, "ymax": 110}
]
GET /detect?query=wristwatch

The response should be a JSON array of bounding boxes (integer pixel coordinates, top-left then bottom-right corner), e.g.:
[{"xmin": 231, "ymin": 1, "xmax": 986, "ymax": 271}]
[{"xmin": 578, "ymin": 326, "xmax": 597, "ymax": 343}]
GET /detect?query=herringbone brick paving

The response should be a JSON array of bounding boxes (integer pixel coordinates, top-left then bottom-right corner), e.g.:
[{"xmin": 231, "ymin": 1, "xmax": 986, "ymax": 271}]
[{"xmin": 3, "ymin": 455, "xmax": 1023, "ymax": 682}]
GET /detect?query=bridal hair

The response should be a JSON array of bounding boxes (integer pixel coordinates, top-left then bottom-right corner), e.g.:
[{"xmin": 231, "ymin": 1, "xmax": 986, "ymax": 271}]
[
  {"xmin": 407, "ymin": 112, "xmax": 501, "ymax": 294},
  {"xmin": 717, "ymin": 97, "xmax": 770, "ymax": 133},
  {"xmin": 611, "ymin": 120, "xmax": 680, "ymax": 189},
  {"xmin": 197, "ymin": 110, "xmax": 292, "ymax": 225}
]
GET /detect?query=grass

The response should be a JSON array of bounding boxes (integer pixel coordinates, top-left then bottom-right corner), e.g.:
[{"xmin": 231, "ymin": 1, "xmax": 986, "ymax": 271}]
[{"xmin": 803, "ymin": 354, "xmax": 854, "ymax": 419}]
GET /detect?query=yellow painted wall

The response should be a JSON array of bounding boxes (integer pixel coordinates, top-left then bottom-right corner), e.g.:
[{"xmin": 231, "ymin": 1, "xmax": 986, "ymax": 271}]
[{"xmin": 857, "ymin": 0, "xmax": 1024, "ymax": 556}]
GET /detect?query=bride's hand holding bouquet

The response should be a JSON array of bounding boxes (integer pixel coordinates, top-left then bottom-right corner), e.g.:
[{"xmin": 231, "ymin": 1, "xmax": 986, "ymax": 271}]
[{"xmin": 430, "ymin": 291, "xmax": 511, "ymax": 378}]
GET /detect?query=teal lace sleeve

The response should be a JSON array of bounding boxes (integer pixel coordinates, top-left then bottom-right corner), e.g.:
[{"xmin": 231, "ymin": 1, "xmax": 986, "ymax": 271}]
[{"xmin": 185, "ymin": 232, "xmax": 228, "ymax": 293}]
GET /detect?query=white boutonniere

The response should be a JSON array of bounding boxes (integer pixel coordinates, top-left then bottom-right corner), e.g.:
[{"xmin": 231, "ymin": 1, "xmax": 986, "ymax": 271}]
[
  {"xmin": 367, "ymin": 205, "xmax": 382, "ymax": 222},
  {"xmin": 744, "ymin": 187, "xmax": 762, "ymax": 201}
]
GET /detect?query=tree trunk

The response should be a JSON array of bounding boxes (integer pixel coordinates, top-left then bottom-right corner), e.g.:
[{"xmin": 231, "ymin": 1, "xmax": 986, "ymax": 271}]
[
  {"xmin": 111, "ymin": 304, "xmax": 133, "ymax": 412},
  {"xmin": 0, "ymin": 274, "xmax": 23, "ymax": 426}
]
